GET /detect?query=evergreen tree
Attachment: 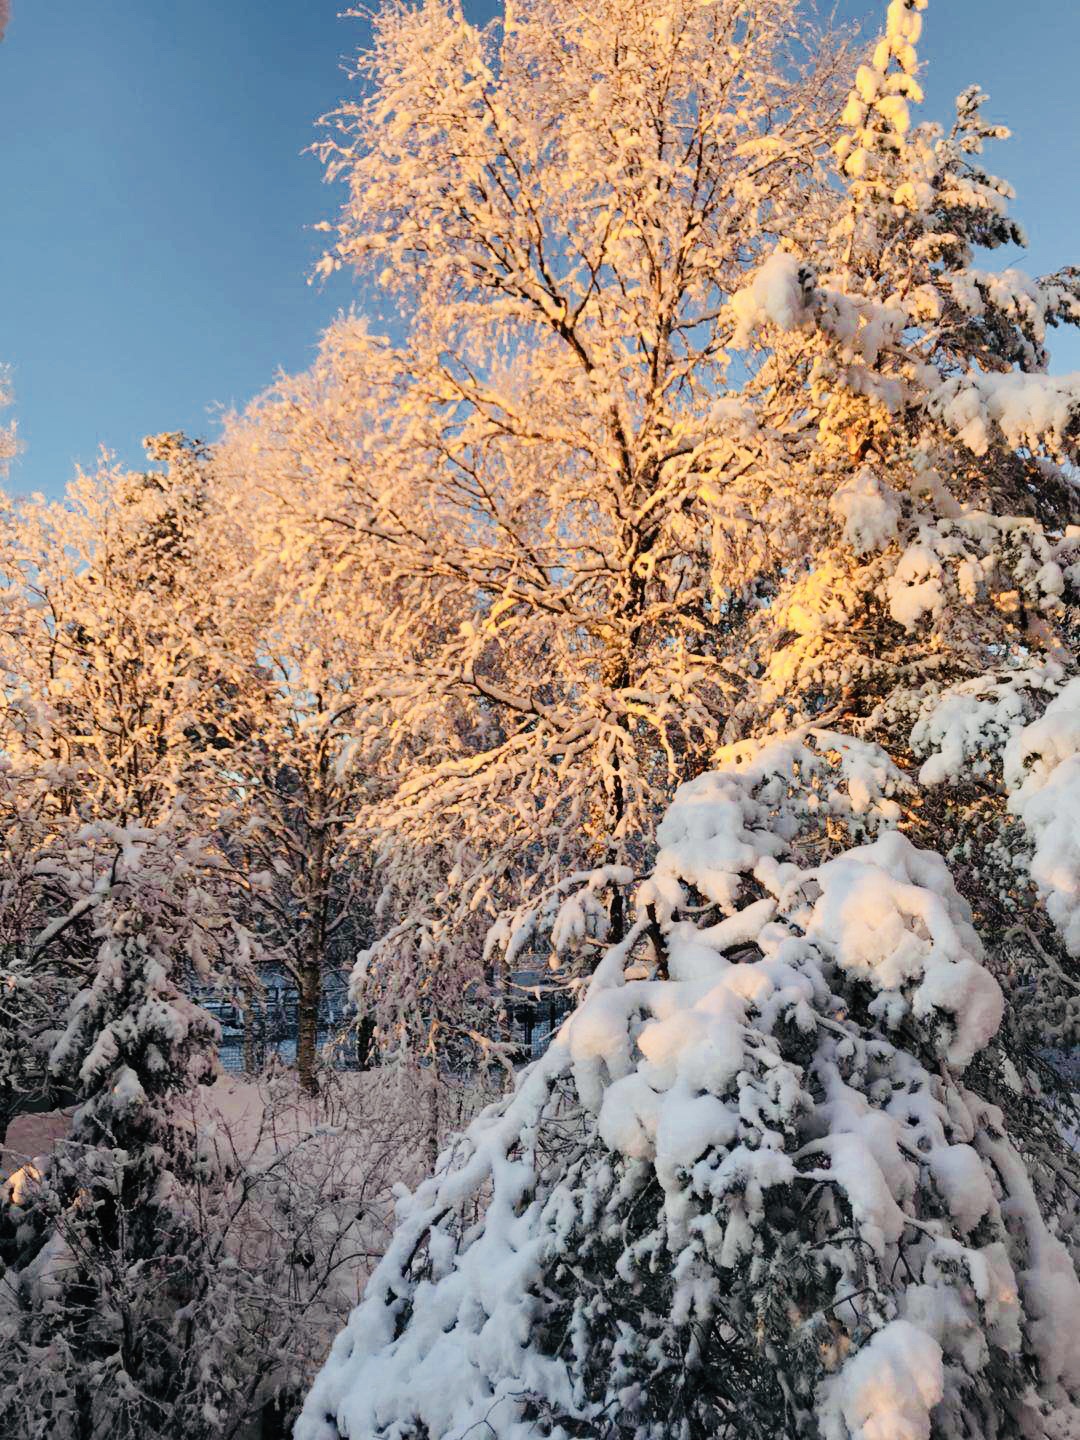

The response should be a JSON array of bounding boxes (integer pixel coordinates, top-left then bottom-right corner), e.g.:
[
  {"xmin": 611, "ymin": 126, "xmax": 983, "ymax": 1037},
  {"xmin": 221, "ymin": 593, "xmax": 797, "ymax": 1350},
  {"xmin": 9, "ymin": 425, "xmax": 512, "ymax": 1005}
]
[
  {"xmin": 0, "ymin": 821, "xmax": 234, "ymax": 1438},
  {"xmin": 297, "ymin": 733, "xmax": 1080, "ymax": 1440},
  {"xmin": 713, "ymin": 0, "xmax": 1080, "ymax": 1090}
]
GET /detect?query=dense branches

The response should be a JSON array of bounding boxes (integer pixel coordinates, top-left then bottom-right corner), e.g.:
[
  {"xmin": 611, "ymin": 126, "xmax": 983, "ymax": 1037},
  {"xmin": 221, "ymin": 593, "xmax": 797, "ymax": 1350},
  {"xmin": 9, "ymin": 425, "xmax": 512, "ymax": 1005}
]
[
  {"xmin": 4, "ymin": 2, "xmax": 1080, "ymax": 1438},
  {"xmin": 293, "ymin": 2, "xmax": 1080, "ymax": 1438},
  {"xmin": 220, "ymin": 0, "xmax": 853, "ymax": 1055}
]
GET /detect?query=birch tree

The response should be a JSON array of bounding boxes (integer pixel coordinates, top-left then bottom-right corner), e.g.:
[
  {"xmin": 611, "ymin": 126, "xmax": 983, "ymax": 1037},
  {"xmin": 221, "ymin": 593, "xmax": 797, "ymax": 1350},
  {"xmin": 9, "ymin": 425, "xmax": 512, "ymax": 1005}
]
[{"xmin": 231, "ymin": 0, "xmax": 851, "ymax": 1053}]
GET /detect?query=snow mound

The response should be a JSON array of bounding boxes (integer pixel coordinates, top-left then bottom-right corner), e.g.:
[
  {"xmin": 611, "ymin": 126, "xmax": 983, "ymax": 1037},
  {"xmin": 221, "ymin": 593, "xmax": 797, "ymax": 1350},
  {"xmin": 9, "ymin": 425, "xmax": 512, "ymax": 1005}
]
[
  {"xmin": 730, "ymin": 252, "xmax": 815, "ymax": 346},
  {"xmin": 830, "ymin": 467, "xmax": 901, "ymax": 554},
  {"xmin": 909, "ymin": 670, "xmax": 1060, "ymax": 786},
  {"xmin": 821, "ymin": 1319, "xmax": 943, "ymax": 1440}
]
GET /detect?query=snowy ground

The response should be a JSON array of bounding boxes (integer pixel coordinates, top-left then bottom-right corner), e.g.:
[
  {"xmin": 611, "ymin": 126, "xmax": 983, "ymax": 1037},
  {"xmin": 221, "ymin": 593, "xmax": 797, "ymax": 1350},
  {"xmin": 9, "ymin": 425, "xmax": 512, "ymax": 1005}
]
[{"xmin": 2, "ymin": 1108, "xmax": 75, "ymax": 1180}]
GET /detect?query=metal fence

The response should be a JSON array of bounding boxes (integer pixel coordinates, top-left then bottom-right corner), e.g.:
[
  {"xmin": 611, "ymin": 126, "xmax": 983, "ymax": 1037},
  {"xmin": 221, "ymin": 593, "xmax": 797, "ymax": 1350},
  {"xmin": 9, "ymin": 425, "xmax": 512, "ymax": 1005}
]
[
  {"xmin": 202, "ymin": 969, "xmax": 572, "ymax": 1074},
  {"xmin": 198, "ymin": 969, "xmax": 360, "ymax": 1073}
]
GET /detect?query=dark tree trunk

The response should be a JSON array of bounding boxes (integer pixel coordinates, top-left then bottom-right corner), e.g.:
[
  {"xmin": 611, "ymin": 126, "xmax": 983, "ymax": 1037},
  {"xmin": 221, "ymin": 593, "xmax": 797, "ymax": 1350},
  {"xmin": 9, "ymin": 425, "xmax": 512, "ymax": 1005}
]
[
  {"xmin": 297, "ymin": 782, "xmax": 330, "ymax": 1096},
  {"xmin": 243, "ymin": 983, "xmax": 262, "ymax": 1074},
  {"xmin": 297, "ymin": 962, "xmax": 321, "ymax": 1096},
  {"xmin": 355, "ymin": 1011, "xmax": 376, "ymax": 1071}
]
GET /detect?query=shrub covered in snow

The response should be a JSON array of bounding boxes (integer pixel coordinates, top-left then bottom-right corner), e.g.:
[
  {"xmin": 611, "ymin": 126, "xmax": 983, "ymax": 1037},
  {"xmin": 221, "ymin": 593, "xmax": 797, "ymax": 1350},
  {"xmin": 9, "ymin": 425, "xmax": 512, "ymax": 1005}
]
[
  {"xmin": 297, "ymin": 734, "xmax": 1080, "ymax": 1440},
  {"xmin": 0, "ymin": 926, "xmax": 440, "ymax": 1440}
]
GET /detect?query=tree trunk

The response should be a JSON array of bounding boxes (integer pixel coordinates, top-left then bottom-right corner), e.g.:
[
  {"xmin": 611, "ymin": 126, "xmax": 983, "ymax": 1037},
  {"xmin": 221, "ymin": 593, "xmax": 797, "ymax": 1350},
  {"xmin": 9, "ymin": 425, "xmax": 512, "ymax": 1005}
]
[
  {"xmin": 243, "ymin": 983, "xmax": 261, "ymax": 1074},
  {"xmin": 296, "ymin": 963, "xmax": 321, "ymax": 1096},
  {"xmin": 426, "ymin": 1073, "xmax": 440, "ymax": 1169},
  {"xmin": 296, "ymin": 777, "xmax": 330, "ymax": 1096},
  {"xmin": 355, "ymin": 1011, "xmax": 376, "ymax": 1071}
]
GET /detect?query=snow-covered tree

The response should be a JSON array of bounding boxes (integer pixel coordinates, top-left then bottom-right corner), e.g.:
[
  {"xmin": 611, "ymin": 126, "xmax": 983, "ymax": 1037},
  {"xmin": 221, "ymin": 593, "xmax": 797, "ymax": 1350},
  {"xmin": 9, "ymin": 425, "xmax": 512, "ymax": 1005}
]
[
  {"xmin": 217, "ymin": 334, "xmax": 506, "ymax": 1070},
  {"xmin": 0, "ymin": 451, "xmax": 436, "ymax": 1432},
  {"xmin": 184, "ymin": 414, "xmax": 405, "ymax": 1089},
  {"xmin": 0, "ymin": 437, "xmax": 241, "ymax": 835},
  {"xmin": 0, "ymin": 439, "xmax": 258, "ymax": 1122},
  {"xmin": 297, "ymin": 2, "xmax": 1080, "ymax": 1436},
  {"xmin": 718, "ymin": 4, "xmax": 1080, "ymax": 732},
  {"xmin": 0, "ymin": 820, "xmax": 232, "ymax": 1438},
  {"xmin": 707, "ymin": 0, "xmax": 1080, "ymax": 1069},
  {"xmin": 0, "ymin": 823, "xmax": 416, "ymax": 1440},
  {"xmin": 231, "ymin": 0, "xmax": 851, "ymax": 1053},
  {"xmin": 0, "ymin": 748, "xmax": 74, "ymax": 1141},
  {"xmin": 217, "ymin": 631, "xmax": 378, "ymax": 1091},
  {"xmin": 298, "ymin": 734, "xmax": 1080, "ymax": 1440}
]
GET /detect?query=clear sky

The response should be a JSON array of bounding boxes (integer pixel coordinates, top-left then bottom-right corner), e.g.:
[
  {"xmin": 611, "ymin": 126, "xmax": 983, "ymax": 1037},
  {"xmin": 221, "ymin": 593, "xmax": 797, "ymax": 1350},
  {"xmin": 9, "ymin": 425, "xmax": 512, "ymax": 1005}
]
[{"xmin": 2, "ymin": 0, "xmax": 1077, "ymax": 499}]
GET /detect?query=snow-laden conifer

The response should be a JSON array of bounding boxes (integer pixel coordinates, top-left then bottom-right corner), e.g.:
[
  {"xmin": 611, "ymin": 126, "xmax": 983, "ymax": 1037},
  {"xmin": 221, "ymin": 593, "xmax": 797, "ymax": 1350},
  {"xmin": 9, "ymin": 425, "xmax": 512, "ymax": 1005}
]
[
  {"xmin": 298, "ymin": 733, "xmax": 1080, "ymax": 1440},
  {"xmin": 712, "ymin": 0, "xmax": 1080, "ymax": 1074},
  {"xmin": 0, "ymin": 820, "xmax": 234, "ymax": 1437}
]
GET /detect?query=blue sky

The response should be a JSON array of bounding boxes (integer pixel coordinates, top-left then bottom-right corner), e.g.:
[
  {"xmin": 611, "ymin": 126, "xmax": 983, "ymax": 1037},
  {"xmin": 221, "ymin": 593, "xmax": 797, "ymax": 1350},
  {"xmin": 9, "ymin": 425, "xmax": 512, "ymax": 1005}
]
[{"xmin": 2, "ymin": 0, "xmax": 1077, "ymax": 499}]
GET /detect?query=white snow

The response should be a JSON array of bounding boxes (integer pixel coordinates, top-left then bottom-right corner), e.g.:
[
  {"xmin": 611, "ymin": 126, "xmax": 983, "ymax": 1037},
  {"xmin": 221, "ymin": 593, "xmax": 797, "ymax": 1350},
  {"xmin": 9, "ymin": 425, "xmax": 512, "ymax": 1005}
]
[
  {"xmin": 934, "ymin": 370, "xmax": 1080, "ymax": 461},
  {"xmin": 886, "ymin": 544, "xmax": 944, "ymax": 630},
  {"xmin": 1004, "ymin": 678, "xmax": 1080, "ymax": 954},
  {"xmin": 805, "ymin": 831, "xmax": 1002, "ymax": 1068},
  {"xmin": 909, "ymin": 668, "xmax": 1080, "ymax": 959},
  {"xmin": 909, "ymin": 672, "xmax": 1053, "ymax": 785},
  {"xmin": 821, "ymin": 1319, "xmax": 943, "ymax": 1440},
  {"xmin": 730, "ymin": 252, "xmax": 814, "ymax": 346},
  {"xmin": 830, "ymin": 468, "xmax": 901, "ymax": 554}
]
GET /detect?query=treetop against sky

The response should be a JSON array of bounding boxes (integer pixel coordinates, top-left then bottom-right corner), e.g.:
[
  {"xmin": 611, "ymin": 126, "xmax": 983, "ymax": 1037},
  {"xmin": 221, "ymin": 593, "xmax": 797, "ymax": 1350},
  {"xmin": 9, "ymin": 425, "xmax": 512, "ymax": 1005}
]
[{"xmin": 0, "ymin": 0, "xmax": 1077, "ymax": 500}]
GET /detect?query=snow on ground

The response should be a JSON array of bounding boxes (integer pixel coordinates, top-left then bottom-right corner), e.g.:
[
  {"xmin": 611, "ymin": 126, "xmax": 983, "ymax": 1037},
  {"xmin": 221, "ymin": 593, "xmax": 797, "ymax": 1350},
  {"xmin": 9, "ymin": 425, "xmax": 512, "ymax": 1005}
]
[{"xmin": 2, "ymin": 1108, "xmax": 75, "ymax": 1181}]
